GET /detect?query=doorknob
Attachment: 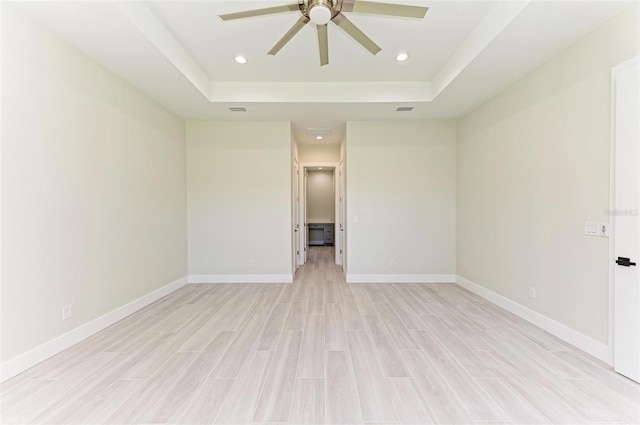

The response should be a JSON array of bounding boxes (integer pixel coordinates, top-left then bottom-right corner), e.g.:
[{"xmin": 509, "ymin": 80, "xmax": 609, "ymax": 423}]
[{"xmin": 616, "ymin": 257, "xmax": 637, "ymax": 267}]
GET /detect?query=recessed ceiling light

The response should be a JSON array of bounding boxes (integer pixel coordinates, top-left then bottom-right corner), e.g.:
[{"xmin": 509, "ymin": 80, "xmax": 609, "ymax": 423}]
[
  {"xmin": 319, "ymin": 167, "xmax": 323, "ymax": 170},
  {"xmin": 234, "ymin": 55, "xmax": 247, "ymax": 64},
  {"xmin": 316, "ymin": 136, "xmax": 323, "ymax": 140},
  {"xmin": 396, "ymin": 52, "xmax": 409, "ymax": 62}
]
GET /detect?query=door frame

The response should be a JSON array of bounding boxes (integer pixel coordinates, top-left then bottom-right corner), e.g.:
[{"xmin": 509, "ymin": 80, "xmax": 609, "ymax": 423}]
[
  {"xmin": 299, "ymin": 161, "xmax": 340, "ymax": 266},
  {"xmin": 337, "ymin": 160, "xmax": 346, "ymax": 268},
  {"xmin": 608, "ymin": 55, "xmax": 639, "ymax": 364},
  {"xmin": 292, "ymin": 158, "xmax": 300, "ymax": 273}
]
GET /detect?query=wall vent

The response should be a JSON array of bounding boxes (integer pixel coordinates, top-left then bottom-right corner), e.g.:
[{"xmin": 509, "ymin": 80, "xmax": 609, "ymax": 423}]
[
  {"xmin": 307, "ymin": 127, "xmax": 331, "ymax": 137},
  {"xmin": 228, "ymin": 107, "xmax": 247, "ymax": 112},
  {"xmin": 396, "ymin": 106, "xmax": 414, "ymax": 112}
]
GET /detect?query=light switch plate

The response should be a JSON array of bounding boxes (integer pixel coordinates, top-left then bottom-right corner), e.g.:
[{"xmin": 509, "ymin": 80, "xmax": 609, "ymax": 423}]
[{"xmin": 585, "ymin": 222, "xmax": 599, "ymax": 236}]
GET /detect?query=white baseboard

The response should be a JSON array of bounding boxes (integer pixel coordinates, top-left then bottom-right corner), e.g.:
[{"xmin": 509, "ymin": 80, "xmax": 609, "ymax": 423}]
[
  {"xmin": 0, "ymin": 276, "xmax": 188, "ymax": 383},
  {"xmin": 456, "ymin": 275, "xmax": 611, "ymax": 364},
  {"xmin": 346, "ymin": 274, "xmax": 456, "ymax": 283},
  {"xmin": 188, "ymin": 274, "xmax": 293, "ymax": 284}
]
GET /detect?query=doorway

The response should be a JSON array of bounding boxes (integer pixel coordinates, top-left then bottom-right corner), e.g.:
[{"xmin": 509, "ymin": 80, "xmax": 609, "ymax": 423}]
[
  {"xmin": 297, "ymin": 162, "xmax": 343, "ymax": 268},
  {"xmin": 307, "ymin": 168, "xmax": 335, "ymax": 246}
]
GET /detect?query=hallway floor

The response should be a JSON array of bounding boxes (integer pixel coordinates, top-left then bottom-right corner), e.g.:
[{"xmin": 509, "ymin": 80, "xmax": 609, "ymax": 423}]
[{"xmin": 1, "ymin": 246, "xmax": 638, "ymax": 424}]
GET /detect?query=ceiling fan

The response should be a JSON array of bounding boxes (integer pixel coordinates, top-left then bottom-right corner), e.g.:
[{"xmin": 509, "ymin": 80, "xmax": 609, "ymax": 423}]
[{"xmin": 219, "ymin": 0, "xmax": 428, "ymax": 66}]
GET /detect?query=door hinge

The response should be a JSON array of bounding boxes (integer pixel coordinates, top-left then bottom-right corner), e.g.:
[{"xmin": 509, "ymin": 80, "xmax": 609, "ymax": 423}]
[{"xmin": 340, "ymin": 249, "xmax": 343, "ymax": 254}]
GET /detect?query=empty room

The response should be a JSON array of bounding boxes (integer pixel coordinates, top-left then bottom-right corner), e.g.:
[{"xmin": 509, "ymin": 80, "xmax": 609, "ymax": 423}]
[{"xmin": 1, "ymin": 0, "xmax": 639, "ymax": 424}]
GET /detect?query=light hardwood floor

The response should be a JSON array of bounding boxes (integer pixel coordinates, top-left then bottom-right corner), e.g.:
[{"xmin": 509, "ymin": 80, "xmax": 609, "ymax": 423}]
[{"xmin": 2, "ymin": 246, "xmax": 639, "ymax": 424}]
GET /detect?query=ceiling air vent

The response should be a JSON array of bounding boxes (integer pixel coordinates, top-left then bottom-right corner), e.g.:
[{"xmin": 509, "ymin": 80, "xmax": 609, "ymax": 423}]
[
  {"xmin": 307, "ymin": 128, "xmax": 331, "ymax": 138},
  {"xmin": 228, "ymin": 107, "xmax": 247, "ymax": 112},
  {"xmin": 396, "ymin": 106, "xmax": 414, "ymax": 112}
]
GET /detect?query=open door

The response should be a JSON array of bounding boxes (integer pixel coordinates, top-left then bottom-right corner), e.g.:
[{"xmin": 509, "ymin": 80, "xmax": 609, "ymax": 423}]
[
  {"xmin": 612, "ymin": 57, "xmax": 639, "ymax": 383},
  {"xmin": 299, "ymin": 169, "xmax": 308, "ymax": 265},
  {"xmin": 336, "ymin": 161, "xmax": 345, "ymax": 267},
  {"xmin": 293, "ymin": 161, "xmax": 300, "ymax": 271}
]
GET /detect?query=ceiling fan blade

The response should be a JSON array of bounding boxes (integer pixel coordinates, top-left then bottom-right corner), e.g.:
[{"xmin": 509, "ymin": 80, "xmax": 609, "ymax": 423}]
[
  {"xmin": 351, "ymin": 1, "xmax": 428, "ymax": 18},
  {"xmin": 268, "ymin": 16, "xmax": 310, "ymax": 55},
  {"xmin": 332, "ymin": 14, "xmax": 381, "ymax": 56},
  {"xmin": 341, "ymin": 0, "xmax": 356, "ymax": 12},
  {"xmin": 317, "ymin": 24, "xmax": 329, "ymax": 66},
  {"xmin": 219, "ymin": 4, "xmax": 299, "ymax": 21}
]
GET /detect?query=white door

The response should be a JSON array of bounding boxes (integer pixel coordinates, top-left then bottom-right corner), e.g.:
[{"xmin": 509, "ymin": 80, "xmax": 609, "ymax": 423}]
[
  {"xmin": 338, "ymin": 162, "xmax": 345, "ymax": 270},
  {"xmin": 293, "ymin": 162, "xmax": 300, "ymax": 270},
  {"xmin": 299, "ymin": 169, "xmax": 308, "ymax": 265},
  {"xmin": 613, "ymin": 58, "xmax": 639, "ymax": 383}
]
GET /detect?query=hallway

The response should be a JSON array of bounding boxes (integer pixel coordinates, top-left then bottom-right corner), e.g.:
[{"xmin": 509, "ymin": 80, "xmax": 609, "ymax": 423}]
[{"xmin": 1, "ymin": 247, "xmax": 638, "ymax": 424}]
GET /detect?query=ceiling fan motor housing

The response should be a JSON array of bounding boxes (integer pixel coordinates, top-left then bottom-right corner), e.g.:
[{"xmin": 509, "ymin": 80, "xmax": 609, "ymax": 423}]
[{"xmin": 300, "ymin": 0, "xmax": 341, "ymax": 24}]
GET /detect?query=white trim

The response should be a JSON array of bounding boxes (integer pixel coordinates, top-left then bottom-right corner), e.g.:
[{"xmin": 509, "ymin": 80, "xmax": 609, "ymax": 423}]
[
  {"xmin": 608, "ymin": 56, "xmax": 640, "ymax": 366},
  {"xmin": 346, "ymin": 274, "xmax": 456, "ymax": 283},
  {"xmin": 0, "ymin": 276, "xmax": 188, "ymax": 382},
  {"xmin": 188, "ymin": 274, "xmax": 293, "ymax": 284},
  {"xmin": 456, "ymin": 275, "xmax": 611, "ymax": 364},
  {"xmin": 299, "ymin": 161, "xmax": 340, "ymax": 267}
]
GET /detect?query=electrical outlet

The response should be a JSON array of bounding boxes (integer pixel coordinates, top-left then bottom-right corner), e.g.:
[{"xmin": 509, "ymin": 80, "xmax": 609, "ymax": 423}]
[
  {"xmin": 62, "ymin": 305, "xmax": 72, "ymax": 321},
  {"xmin": 599, "ymin": 222, "xmax": 610, "ymax": 237},
  {"xmin": 390, "ymin": 259, "xmax": 396, "ymax": 268},
  {"xmin": 248, "ymin": 259, "xmax": 254, "ymax": 268},
  {"xmin": 528, "ymin": 287, "xmax": 536, "ymax": 300}
]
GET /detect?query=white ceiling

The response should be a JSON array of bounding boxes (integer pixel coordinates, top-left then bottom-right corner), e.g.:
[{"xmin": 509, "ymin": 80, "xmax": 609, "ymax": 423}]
[{"xmin": 12, "ymin": 0, "xmax": 632, "ymax": 144}]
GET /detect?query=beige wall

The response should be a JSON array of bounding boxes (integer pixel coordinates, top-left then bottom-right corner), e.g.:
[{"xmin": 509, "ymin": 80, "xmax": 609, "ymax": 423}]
[
  {"xmin": 298, "ymin": 143, "xmax": 341, "ymax": 163},
  {"xmin": 456, "ymin": 4, "xmax": 639, "ymax": 344},
  {"xmin": 346, "ymin": 121, "xmax": 457, "ymax": 277},
  {"xmin": 187, "ymin": 121, "xmax": 292, "ymax": 277},
  {"xmin": 307, "ymin": 170, "xmax": 335, "ymax": 222},
  {"xmin": 1, "ymin": 5, "xmax": 188, "ymax": 362}
]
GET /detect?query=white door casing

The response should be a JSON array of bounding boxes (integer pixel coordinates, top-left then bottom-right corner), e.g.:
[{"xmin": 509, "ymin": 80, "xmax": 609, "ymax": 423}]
[
  {"xmin": 334, "ymin": 167, "xmax": 341, "ymax": 265},
  {"xmin": 300, "ymin": 169, "xmax": 307, "ymax": 265},
  {"xmin": 293, "ymin": 161, "xmax": 300, "ymax": 271},
  {"xmin": 612, "ymin": 57, "xmax": 639, "ymax": 383},
  {"xmin": 298, "ymin": 162, "xmax": 340, "ymax": 266},
  {"xmin": 338, "ymin": 161, "xmax": 345, "ymax": 269}
]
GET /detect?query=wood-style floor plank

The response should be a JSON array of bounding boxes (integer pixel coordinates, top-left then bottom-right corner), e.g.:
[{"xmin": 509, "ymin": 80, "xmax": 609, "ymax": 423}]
[
  {"xmin": 297, "ymin": 315, "xmax": 325, "ymax": 378},
  {"xmin": 177, "ymin": 379, "xmax": 235, "ymax": 424},
  {"xmin": 141, "ymin": 331, "xmax": 236, "ymax": 423},
  {"xmin": 254, "ymin": 303, "xmax": 291, "ymax": 350},
  {"xmin": 254, "ymin": 331, "xmax": 303, "ymax": 423},
  {"xmin": 347, "ymin": 331, "xmax": 399, "ymax": 422},
  {"xmin": 385, "ymin": 377, "xmax": 437, "ymax": 424},
  {"xmin": 363, "ymin": 315, "xmax": 411, "ymax": 377},
  {"xmin": 214, "ymin": 350, "xmax": 273, "ymax": 424},
  {"xmin": 400, "ymin": 349, "xmax": 475, "ymax": 425},
  {"xmin": 324, "ymin": 303, "xmax": 348, "ymax": 351},
  {"xmin": 210, "ymin": 313, "xmax": 267, "ymax": 378},
  {"xmin": 325, "ymin": 350, "xmax": 364, "ymax": 425},
  {"xmin": 290, "ymin": 378, "xmax": 325, "ymax": 425}
]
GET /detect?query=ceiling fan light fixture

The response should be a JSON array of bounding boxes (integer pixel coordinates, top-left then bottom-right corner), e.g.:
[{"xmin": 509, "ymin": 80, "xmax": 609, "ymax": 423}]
[
  {"xmin": 234, "ymin": 55, "xmax": 248, "ymax": 64},
  {"xmin": 396, "ymin": 52, "xmax": 409, "ymax": 62},
  {"xmin": 309, "ymin": 2, "xmax": 332, "ymax": 25}
]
